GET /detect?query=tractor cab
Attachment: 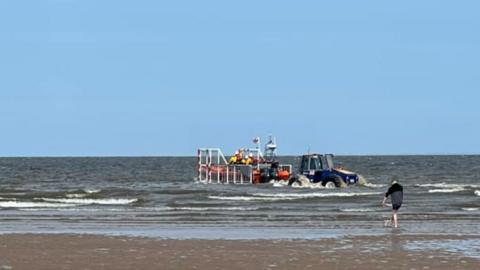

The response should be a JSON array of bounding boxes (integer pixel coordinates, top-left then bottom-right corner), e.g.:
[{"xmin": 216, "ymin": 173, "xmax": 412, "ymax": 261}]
[
  {"xmin": 299, "ymin": 154, "xmax": 359, "ymax": 187},
  {"xmin": 300, "ymin": 154, "xmax": 334, "ymax": 172}
]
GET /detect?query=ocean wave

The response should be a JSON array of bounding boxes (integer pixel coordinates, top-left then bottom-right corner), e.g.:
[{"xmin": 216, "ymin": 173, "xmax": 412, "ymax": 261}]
[
  {"xmin": 291, "ymin": 182, "xmax": 326, "ymax": 189},
  {"xmin": 209, "ymin": 192, "xmax": 380, "ymax": 201},
  {"xmin": 21, "ymin": 207, "xmax": 130, "ymax": 212},
  {"xmin": 208, "ymin": 196, "xmax": 283, "ymax": 201},
  {"xmin": 340, "ymin": 208, "xmax": 377, "ymax": 212},
  {"xmin": 362, "ymin": 183, "xmax": 386, "ymax": 188},
  {"xmin": 272, "ymin": 181, "xmax": 289, "ymax": 187},
  {"xmin": 475, "ymin": 190, "xmax": 480, "ymax": 197},
  {"xmin": 0, "ymin": 192, "xmax": 27, "ymax": 196},
  {"xmin": 289, "ymin": 181, "xmax": 383, "ymax": 189},
  {"xmin": 38, "ymin": 198, "xmax": 138, "ymax": 205},
  {"xmin": 66, "ymin": 194, "xmax": 88, "ymax": 198},
  {"xmin": 169, "ymin": 206, "xmax": 258, "ymax": 211},
  {"xmin": 416, "ymin": 183, "xmax": 480, "ymax": 189},
  {"xmin": 0, "ymin": 201, "xmax": 75, "ymax": 208},
  {"xmin": 428, "ymin": 188, "xmax": 465, "ymax": 193},
  {"xmin": 254, "ymin": 192, "xmax": 380, "ymax": 198},
  {"xmin": 461, "ymin": 208, "xmax": 479, "ymax": 211},
  {"xmin": 84, "ymin": 189, "xmax": 101, "ymax": 194}
]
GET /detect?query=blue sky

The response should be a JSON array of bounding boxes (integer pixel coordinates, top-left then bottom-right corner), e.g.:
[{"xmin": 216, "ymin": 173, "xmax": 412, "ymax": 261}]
[{"xmin": 1, "ymin": 0, "xmax": 479, "ymax": 156}]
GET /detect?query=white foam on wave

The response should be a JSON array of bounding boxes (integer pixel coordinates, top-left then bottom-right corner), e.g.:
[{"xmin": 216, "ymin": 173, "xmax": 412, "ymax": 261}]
[
  {"xmin": 340, "ymin": 208, "xmax": 377, "ymax": 212},
  {"xmin": 291, "ymin": 182, "xmax": 326, "ymax": 189},
  {"xmin": 461, "ymin": 208, "xmax": 479, "ymax": 212},
  {"xmin": 194, "ymin": 179, "xmax": 211, "ymax": 185},
  {"xmin": 0, "ymin": 192, "xmax": 26, "ymax": 196},
  {"xmin": 428, "ymin": 188, "xmax": 465, "ymax": 193},
  {"xmin": 272, "ymin": 181, "xmax": 288, "ymax": 188},
  {"xmin": 0, "ymin": 201, "xmax": 75, "ymax": 208},
  {"xmin": 84, "ymin": 189, "xmax": 101, "ymax": 194},
  {"xmin": 254, "ymin": 192, "xmax": 380, "ymax": 198},
  {"xmin": 417, "ymin": 183, "xmax": 480, "ymax": 189},
  {"xmin": 39, "ymin": 198, "xmax": 138, "ymax": 205},
  {"xmin": 168, "ymin": 206, "xmax": 258, "ymax": 211},
  {"xmin": 66, "ymin": 194, "xmax": 87, "ymax": 198},
  {"xmin": 362, "ymin": 183, "xmax": 386, "ymax": 188},
  {"xmin": 209, "ymin": 192, "xmax": 380, "ymax": 201},
  {"xmin": 22, "ymin": 207, "xmax": 129, "ymax": 212},
  {"xmin": 475, "ymin": 190, "xmax": 480, "ymax": 197},
  {"xmin": 208, "ymin": 196, "xmax": 283, "ymax": 201}
]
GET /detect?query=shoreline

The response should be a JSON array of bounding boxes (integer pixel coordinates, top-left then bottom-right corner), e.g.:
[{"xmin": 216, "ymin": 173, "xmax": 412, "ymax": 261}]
[
  {"xmin": 2, "ymin": 221, "xmax": 480, "ymax": 240},
  {"xmin": 0, "ymin": 233, "xmax": 478, "ymax": 270}
]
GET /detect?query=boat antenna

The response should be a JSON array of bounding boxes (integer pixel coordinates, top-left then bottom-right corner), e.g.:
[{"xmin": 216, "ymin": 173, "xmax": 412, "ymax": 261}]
[
  {"xmin": 264, "ymin": 134, "xmax": 277, "ymax": 162},
  {"xmin": 253, "ymin": 136, "xmax": 260, "ymax": 149}
]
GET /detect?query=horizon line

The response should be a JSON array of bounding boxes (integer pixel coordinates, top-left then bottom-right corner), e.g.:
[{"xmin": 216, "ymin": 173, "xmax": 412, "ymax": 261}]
[{"xmin": 1, "ymin": 153, "xmax": 479, "ymax": 158}]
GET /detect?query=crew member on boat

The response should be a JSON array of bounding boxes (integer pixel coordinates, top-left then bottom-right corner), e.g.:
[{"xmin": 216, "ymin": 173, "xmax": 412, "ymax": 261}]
[
  {"xmin": 245, "ymin": 153, "xmax": 254, "ymax": 165},
  {"xmin": 229, "ymin": 150, "xmax": 239, "ymax": 164}
]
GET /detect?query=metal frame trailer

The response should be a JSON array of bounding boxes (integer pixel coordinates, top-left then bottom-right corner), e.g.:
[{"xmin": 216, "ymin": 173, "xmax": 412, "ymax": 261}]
[{"xmin": 197, "ymin": 148, "xmax": 291, "ymax": 184}]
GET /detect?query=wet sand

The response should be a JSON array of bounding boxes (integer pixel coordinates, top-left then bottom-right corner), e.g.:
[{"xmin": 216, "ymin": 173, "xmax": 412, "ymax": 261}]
[{"xmin": 0, "ymin": 234, "xmax": 478, "ymax": 270}]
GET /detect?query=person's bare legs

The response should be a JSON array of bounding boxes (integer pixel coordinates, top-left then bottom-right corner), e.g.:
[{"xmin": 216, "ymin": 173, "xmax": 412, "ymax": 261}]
[
  {"xmin": 392, "ymin": 209, "xmax": 398, "ymax": 228},
  {"xmin": 385, "ymin": 212, "xmax": 394, "ymax": 227}
]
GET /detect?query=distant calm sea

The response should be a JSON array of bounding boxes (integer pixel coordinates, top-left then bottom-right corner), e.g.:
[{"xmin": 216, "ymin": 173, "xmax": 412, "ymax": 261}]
[{"xmin": 0, "ymin": 156, "xmax": 479, "ymax": 239}]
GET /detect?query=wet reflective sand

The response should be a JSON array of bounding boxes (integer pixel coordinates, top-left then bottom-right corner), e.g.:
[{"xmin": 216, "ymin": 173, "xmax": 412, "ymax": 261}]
[{"xmin": 0, "ymin": 234, "xmax": 478, "ymax": 270}]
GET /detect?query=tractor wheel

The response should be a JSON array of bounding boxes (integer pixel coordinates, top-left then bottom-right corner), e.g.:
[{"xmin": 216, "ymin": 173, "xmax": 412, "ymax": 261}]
[
  {"xmin": 288, "ymin": 175, "xmax": 298, "ymax": 186},
  {"xmin": 322, "ymin": 175, "xmax": 344, "ymax": 188},
  {"xmin": 324, "ymin": 181, "xmax": 336, "ymax": 189},
  {"xmin": 288, "ymin": 174, "xmax": 310, "ymax": 187}
]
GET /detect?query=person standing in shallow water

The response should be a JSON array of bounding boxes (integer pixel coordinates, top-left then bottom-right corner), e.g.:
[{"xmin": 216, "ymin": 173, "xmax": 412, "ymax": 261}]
[{"xmin": 382, "ymin": 177, "xmax": 403, "ymax": 228}]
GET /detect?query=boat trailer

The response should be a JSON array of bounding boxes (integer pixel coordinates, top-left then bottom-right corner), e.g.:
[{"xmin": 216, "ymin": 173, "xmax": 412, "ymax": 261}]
[{"xmin": 197, "ymin": 136, "xmax": 292, "ymax": 184}]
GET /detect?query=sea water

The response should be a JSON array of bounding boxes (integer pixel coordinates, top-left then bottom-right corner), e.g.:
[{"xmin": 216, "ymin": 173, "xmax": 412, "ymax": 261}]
[{"xmin": 0, "ymin": 156, "xmax": 479, "ymax": 239}]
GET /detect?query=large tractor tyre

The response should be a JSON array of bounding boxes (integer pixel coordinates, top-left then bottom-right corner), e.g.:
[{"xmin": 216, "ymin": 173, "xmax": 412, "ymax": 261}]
[
  {"xmin": 288, "ymin": 175, "xmax": 298, "ymax": 186},
  {"xmin": 357, "ymin": 174, "xmax": 368, "ymax": 186},
  {"xmin": 322, "ymin": 175, "xmax": 345, "ymax": 188},
  {"xmin": 288, "ymin": 174, "xmax": 310, "ymax": 187}
]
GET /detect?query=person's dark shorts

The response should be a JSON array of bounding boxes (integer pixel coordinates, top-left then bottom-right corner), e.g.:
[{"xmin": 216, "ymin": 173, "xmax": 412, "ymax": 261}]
[{"xmin": 392, "ymin": 204, "xmax": 402, "ymax": 211}]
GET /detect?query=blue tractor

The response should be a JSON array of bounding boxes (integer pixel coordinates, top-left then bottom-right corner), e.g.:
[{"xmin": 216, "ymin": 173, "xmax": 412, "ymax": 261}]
[{"xmin": 291, "ymin": 154, "xmax": 361, "ymax": 188}]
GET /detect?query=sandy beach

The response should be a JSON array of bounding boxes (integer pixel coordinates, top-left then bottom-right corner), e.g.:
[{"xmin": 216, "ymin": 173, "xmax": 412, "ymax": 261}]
[{"xmin": 0, "ymin": 234, "xmax": 478, "ymax": 270}]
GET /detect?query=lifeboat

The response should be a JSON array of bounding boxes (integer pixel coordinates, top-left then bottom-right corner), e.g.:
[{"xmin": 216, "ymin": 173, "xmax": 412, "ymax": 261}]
[{"xmin": 277, "ymin": 170, "xmax": 290, "ymax": 180}]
